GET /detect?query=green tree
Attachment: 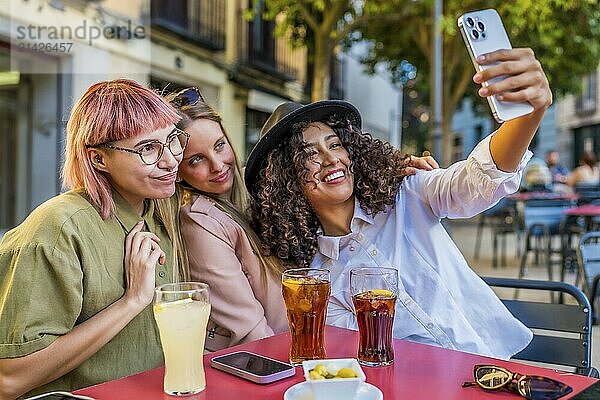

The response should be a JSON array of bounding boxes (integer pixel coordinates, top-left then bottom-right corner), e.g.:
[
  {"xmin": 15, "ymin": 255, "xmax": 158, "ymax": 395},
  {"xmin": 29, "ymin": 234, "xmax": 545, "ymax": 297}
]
[
  {"xmin": 256, "ymin": 0, "xmax": 410, "ymax": 101},
  {"xmin": 357, "ymin": 0, "xmax": 600, "ymax": 162}
]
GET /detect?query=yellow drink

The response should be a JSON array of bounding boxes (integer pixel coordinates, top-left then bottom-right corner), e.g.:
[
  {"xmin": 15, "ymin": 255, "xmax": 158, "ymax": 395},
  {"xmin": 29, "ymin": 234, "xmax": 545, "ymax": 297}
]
[{"xmin": 154, "ymin": 284, "xmax": 211, "ymax": 396}]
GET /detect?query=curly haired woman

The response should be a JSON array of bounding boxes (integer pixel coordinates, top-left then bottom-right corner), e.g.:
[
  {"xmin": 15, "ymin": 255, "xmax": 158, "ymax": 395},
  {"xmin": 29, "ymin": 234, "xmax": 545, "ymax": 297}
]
[{"xmin": 245, "ymin": 48, "xmax": 552, "ymax": 359}]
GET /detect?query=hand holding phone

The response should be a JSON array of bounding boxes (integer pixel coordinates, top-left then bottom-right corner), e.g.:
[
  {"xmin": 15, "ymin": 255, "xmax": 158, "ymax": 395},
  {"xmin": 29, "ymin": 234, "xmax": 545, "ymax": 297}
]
[
  {"xmin": 458, "ymin": 9, "xmax": 536, "ymax": 122},
  {"xmin": 211, "ymin": 351, "xmax": 296, "ymax": 384}
]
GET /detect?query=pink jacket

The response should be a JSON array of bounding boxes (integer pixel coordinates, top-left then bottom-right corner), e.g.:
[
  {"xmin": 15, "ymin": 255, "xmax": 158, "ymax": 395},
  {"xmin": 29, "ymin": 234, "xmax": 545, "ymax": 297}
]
[{"xmin": 180, "ymin": 194, "xmax": 288, "ymax": 351}]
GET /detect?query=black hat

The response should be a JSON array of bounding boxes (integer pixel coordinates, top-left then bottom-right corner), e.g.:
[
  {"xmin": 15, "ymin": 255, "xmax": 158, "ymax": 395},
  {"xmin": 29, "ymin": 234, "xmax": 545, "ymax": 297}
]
[{"xmin": 244, "ymin": 100, "xmax": 361, "ymax": 195}]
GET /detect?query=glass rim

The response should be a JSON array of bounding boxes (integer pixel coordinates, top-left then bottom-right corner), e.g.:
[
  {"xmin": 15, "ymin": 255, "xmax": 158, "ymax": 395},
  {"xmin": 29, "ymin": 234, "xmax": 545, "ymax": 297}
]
[
  {"xmin": 350, "ymin": 266, "xmax": 398, "ymax": 276},
  {"xmin": 282, "ymin": 267, "xmax": 330, "ymax": 276},
  {"xmin": 155, "ymin": 281, "xmax": 209, "ymax": 294}
]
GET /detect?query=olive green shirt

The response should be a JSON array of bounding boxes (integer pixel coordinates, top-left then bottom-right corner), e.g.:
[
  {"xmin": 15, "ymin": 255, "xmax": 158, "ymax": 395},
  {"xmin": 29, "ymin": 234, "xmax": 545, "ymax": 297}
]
[{"xmin": 0, "ymin": 190, "xmax": 175, "ymax": 397}]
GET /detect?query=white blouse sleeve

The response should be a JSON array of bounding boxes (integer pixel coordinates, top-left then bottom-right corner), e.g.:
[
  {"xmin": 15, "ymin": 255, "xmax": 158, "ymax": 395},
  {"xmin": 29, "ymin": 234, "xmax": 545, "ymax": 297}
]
[{"xmin": 403, "ymin": 132, "xmax": 532, "ymax": 219}]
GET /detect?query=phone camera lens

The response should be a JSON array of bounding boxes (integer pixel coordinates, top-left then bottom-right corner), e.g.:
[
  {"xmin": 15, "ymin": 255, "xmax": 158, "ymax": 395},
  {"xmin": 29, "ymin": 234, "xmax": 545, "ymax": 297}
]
[
  {"xmin": 477, "ymin": 21, "xmax": 485, "ymax": 32},
  {"xmin": 471, "ymin": 29, "xmax": 479, "ymax": 40},
  {"xmin": 466, "ymin": 17, "xmax": 475, "ymax": 27}
]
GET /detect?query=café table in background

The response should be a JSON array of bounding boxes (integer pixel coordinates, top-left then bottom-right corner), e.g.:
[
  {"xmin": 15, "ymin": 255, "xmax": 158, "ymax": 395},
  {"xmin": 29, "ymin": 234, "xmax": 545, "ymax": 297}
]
[
  {"xmin": 508, "ymin": 192, "xmax": 579, "ymax": 202},
  {"xmin": 564, "ymin": 204, "xmax": 600, "ymax": 231},
  {"xmin": 74, "ymin": 326, "xmax": 597, "ymax": 400}
]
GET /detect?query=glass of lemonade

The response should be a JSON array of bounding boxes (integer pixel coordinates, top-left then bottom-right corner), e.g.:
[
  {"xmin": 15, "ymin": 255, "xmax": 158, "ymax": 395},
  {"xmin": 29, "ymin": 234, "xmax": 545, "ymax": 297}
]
[
  {"xmin": 350, "ymin": 267, "xmax": 398, "ymax": 367},
  {"xmin": 282, "ymin": 268, "xmax": 330, "ymax": 366},
  {"xmin": 153, "ymin": 282, "xmax": 211, "ymax": 396}
]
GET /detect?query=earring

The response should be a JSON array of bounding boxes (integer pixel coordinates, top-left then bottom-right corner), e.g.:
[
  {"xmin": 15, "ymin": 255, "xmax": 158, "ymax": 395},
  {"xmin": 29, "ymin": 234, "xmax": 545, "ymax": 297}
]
[{"xmin": 176, "ymin": 175, "xmax": 182, "ymax": 183}]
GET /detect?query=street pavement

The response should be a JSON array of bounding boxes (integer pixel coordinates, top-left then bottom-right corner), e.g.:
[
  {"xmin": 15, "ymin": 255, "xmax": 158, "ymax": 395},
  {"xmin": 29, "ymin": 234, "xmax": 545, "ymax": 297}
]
[{"xmin": 446, "ymin": 217, "xmax": 600, "ymax": 373}]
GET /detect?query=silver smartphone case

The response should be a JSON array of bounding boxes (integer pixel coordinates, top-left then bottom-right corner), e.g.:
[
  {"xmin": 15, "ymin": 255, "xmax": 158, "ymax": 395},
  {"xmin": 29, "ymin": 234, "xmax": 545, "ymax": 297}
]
[
  {"xmin": 210, "ymin": 351, "xmax": 296, "ymax": 384},
  {"xmin": 458, "ymin": 9, "xmax": 534, "ymax": 123}
]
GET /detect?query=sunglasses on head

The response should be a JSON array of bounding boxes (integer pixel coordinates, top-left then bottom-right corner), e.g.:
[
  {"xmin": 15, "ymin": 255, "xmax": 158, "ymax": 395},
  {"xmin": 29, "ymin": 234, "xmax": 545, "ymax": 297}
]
[
  {"xmin": 462, "ymin": 364, "xmax": 572, "ymax": 400},
  {"xmin": 170, "ymin": 87, "xmax": 205, "ymax": 109}
]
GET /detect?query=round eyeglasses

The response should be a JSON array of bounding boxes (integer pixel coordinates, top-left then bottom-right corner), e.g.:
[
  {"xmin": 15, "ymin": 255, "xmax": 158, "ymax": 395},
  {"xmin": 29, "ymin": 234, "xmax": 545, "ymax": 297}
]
[{"xmin": 89, "ymin": 128, "xmax": 190, "ymax": 165}]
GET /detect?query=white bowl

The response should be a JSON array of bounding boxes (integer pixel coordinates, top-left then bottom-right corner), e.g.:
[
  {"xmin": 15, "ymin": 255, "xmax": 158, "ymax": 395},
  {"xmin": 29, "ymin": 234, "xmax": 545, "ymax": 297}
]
[{"xmin": 302, "ymin": 358, "xmax": 366, "ymax": 400}]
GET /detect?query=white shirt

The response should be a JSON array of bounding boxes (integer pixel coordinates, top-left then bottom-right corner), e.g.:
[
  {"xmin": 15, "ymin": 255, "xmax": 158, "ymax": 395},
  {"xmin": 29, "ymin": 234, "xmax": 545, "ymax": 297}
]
[{"xmin": 311, "ymin": 133, "xmax": 534, "ymax": 360}]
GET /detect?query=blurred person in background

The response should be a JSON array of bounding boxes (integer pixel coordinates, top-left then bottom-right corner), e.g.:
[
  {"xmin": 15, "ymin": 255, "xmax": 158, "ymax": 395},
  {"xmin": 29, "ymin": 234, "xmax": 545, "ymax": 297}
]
[
  {"xmin": 545, "ymin": 150, "xmax": 571, "ymax": 193},
  {"xmin": 567, "ymin": 151, "xmax": 599, "ymax": 188},
  {"xmin": 522, "ymin": 157, "xmax": 552, "ymax": 192},
  {"xmin": 0, "ymin": 79, "xmax": 188, "ymax": 399}
]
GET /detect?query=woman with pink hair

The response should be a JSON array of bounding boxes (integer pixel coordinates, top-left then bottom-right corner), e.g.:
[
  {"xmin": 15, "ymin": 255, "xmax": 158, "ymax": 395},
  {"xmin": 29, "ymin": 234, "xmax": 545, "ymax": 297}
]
[{"xmin": 0, "ymin": 79, "xmax": 189, "ymax": 399}]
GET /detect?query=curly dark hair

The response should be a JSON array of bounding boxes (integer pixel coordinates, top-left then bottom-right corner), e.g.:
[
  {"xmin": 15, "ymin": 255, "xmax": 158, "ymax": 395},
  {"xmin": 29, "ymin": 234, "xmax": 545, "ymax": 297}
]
[{"xmin": 250, "ymin": 114, "xmax": 411, "ymax": 267}]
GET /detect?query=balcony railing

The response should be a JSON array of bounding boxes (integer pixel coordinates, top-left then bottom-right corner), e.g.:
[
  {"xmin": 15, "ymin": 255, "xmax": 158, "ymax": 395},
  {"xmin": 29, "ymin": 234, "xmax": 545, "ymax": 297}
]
[
  {"xmin": 576, "ymin": 72, "xmax": 598, "ymax": 116},
  {"xmin": 151, "ymin": 0, "xmax": 225, "ymax": 51},
  {"xmin": 237, "ymin": 11, "xmax": 298, "ymax": 81}
]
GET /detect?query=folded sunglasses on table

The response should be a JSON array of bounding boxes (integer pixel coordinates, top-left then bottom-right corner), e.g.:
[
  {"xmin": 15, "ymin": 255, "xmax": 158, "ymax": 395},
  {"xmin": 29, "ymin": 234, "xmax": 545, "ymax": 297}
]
[{"xmin": 462, "ymin": 364, "xmax": 573, "ymax": 400}]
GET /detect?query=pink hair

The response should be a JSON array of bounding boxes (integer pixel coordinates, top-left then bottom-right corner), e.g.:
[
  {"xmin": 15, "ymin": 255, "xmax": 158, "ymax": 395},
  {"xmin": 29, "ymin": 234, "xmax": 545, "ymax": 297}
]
[{"xmin": 62, "ymin": 79, "xmax": 181, "ymax": 219}]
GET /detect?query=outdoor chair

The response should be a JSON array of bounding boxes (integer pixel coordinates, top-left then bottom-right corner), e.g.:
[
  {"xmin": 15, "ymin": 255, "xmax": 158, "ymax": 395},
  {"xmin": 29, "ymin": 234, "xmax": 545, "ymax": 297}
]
[
  {"xmin": 578, "ymin": 232, "xmax": 600, "ymax": 322},
  {"xmin": 482, "ymin": 276, "xmax": 598, "ymax": 377},
  {"xmin": 574, "ymin": 184, "xmax": 600, "ymax": 208},
  {"xmin": 473, "ymin": 198, "xmax": 521, "ymax": 268},
  {"xmin": 518, "ymin": 198, "xmax": 577, "ymax": 281},
  {"xmin": 577, "ymin": 191, "xmax": 600, "ymax": 206}
]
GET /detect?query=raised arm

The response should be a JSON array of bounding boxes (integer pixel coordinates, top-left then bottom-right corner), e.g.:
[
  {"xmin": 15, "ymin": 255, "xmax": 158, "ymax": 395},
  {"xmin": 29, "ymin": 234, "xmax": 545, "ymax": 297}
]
[
  {"xmin": 403, "ymin": 48, "xmax": 550, "ymax": 219},
  {"xmin": 475, "ymin": 48, "xmax": 552, "ymax": 172}
]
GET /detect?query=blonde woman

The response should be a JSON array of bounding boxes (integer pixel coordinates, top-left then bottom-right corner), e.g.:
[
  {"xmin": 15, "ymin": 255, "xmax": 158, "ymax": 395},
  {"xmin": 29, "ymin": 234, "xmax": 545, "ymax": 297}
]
[
  {"xmin": 0, "ymin": 79, "xmax": 188, "ymax": 399},
  {"xmin": 169, "ymin": 88, "xmax": 288, "ymax": 350},
  {"xmin": 168, "ymin": 88, "xmax": 438, "ymax": 350}
]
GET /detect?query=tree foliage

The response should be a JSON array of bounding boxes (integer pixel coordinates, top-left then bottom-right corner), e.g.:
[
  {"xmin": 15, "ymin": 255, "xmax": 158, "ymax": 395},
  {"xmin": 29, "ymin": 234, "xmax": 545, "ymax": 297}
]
[
  {"xmin": 356, "ymin": 0, "xmax": 600, "ymax": 160},
  {"xmin": 256, "ymin": 0, "xmax": 411, "ymax": 100},
  {"xmin": 359, "ymin": 0, "xmax": 600, "ymax": 96},
  {"xmin": 255, "ymin": 0, "xmax": 599, "ymax": 158}
]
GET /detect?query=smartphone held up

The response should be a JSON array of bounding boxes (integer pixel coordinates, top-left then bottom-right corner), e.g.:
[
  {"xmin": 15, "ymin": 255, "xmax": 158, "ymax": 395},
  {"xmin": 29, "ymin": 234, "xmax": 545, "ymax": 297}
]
[{"xmin": 458, "ymin": 9, "xmax": 534, "ymax": 123}]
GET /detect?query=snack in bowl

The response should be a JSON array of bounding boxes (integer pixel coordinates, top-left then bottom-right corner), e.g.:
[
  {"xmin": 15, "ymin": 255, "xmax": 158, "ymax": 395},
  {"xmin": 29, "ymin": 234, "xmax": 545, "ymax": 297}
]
[
  {"xmin": 302, "ymin": 359, "xmax": 366, "ymax": 400},
  {"xmin": 308, "ymin": 364, "xmax": 358, "ymax": 380}
]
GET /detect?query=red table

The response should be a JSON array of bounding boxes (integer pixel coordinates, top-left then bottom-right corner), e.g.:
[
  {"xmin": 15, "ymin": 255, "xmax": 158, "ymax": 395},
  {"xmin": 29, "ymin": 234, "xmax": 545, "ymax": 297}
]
[
  {"xmin": 75, "ymin": 326, "xmax": 597, "ymax": 399},
  {"xmin": 564, "ymin": 204, "xmax": 600, "ymax": 231},
  {"xmin": 564, "ymin": 204, "xmax": 600, "ymax": 217}
]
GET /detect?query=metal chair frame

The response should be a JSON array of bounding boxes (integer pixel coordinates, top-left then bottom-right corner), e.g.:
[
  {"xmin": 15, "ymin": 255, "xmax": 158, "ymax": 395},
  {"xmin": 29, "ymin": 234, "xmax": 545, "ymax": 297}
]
[
  {"xmin": 518, "ymin": 199, "xmax": 577, "ymax": 282},
  {"xmin": 577, "ymin": 232, "xmax": 600, "ymax": 321},
  {"xmin": 483, "ymin": 276, "xmax": 598, "ymax": 377},
  {"xmin": 474, "ymin": 198, "xmax": 521, "ymax": 269}
]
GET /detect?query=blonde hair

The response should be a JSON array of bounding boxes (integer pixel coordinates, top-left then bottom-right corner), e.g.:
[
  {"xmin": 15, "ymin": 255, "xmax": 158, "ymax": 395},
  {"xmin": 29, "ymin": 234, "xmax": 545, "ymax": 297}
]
[
  {"xmin": 63, "ymin": 79, "xmax": 189, "ymax": 280},
  {"xmin": 167, "ymin": 95, "xmax": 287, "ymax": 282}
]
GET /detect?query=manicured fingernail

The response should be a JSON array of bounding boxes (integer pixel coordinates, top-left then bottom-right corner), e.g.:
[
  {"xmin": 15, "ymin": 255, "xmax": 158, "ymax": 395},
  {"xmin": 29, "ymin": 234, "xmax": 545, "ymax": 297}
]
[
  {"xmin": 479, "ymin": 88, "xmax": 489, "ymax": 96},
  {"xmin": 473, "ymin": 73, "xmax": 482, "ymax": 83},
  {"xmin": 497, "ymin": 95, "xmax": 504, "ymax": 101},
  {"xmin": 477, "ymin": 55, "xmax": 486, "ymax": 62},
  {"xmin": 137, "ymin": 221, "xmax": 143, "ymax": 225}
]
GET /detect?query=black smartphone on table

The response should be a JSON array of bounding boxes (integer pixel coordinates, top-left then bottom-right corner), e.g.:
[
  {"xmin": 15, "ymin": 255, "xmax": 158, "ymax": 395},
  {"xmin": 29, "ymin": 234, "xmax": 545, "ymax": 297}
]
[{"xmin": 211, "ymin": 351, "xmax": 296, "ymax": 384}]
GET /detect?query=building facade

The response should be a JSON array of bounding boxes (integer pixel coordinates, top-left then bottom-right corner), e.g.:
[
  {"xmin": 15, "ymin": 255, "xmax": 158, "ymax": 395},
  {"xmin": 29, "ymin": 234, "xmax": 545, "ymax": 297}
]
[{"xmin": 0, "ymin": 0, "xmax": 308, "ymax": 233}]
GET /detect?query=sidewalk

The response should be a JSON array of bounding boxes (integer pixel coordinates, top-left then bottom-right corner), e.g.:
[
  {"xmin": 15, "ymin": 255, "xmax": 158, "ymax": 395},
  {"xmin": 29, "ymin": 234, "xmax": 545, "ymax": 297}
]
[{"xmin": 445, "ymin": 217, "xmax": 600, "ymax": 371}]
